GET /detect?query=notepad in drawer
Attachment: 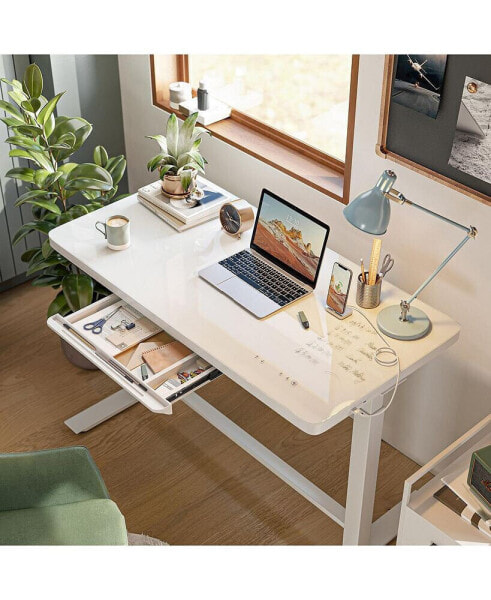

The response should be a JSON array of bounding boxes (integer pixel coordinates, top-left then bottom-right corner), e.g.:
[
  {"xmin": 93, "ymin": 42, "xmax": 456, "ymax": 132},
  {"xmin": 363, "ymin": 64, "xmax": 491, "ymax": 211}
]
[
  {"xmin": 142, "ymin": 341, "xmax": 192, "ymax": 373},
  {"xmin": 116, "ymin": 332, "xmax": 175, "ymax": 370}
]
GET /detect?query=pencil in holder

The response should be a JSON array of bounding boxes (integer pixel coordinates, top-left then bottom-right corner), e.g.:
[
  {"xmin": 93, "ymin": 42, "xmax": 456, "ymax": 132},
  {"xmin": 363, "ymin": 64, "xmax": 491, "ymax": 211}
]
[{"xmin": 356, "ymin": 272, "xmax": 381, "ymax": 309}]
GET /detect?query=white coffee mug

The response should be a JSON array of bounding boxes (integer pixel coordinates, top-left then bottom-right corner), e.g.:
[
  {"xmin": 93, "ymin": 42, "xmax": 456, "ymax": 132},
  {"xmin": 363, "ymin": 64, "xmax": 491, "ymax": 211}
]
[{"xmin": 95, "ymin": 215, "xmax": 130, "ymax": 250}]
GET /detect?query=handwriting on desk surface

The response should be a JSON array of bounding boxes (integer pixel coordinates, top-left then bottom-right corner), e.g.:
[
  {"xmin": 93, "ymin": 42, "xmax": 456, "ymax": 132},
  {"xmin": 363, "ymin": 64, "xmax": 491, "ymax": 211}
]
[{"xmin": 292, "ymin": 317, "xmax": 377, "ymax": 385}]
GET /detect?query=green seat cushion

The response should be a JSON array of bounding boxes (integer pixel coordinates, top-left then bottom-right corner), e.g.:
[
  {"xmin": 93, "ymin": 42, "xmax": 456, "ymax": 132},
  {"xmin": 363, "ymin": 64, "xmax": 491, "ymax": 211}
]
[{"xmin": 0, "ymin": 499, "xmax": 127, "ymax": 545}]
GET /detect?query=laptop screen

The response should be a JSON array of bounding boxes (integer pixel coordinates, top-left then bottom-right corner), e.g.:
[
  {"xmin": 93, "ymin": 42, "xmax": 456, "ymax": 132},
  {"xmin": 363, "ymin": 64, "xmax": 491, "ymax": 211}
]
[{"xmin": 250, "ymin": 190, "xmax": 330, "ymax": 287}]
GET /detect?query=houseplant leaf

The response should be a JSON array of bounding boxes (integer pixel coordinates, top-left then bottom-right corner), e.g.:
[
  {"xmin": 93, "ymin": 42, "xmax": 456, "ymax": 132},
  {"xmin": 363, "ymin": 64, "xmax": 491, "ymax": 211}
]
[
  {"xmin": 93, "ymin": 145, "xmax": 108, "ymax": 167},
  {"xmin": 6, "ymin": 135, "xmax": 44, "ymax": 152},
  {"xmin": 106, "ymin": 155, "xmax": 126, "ymax": 185},
  {"xmin": 20, "ymin": 98, "xmax": 41, "ymax": 113},
  {"xmin": 146, "ymin": 134, "xmax": 168, "ymax": 153},
  {"xmin": 6, "ymin": 167, "xmax": 35, "ymax": 183},
  {"xmin": 15, "ymin": 190, "xmax": 57, "ymax": 206},
  {"xmin": 177, "ymin": 112, "xmax": 199, "ymax": 156},
  {"xmin": 62, "ymin": 273, "xmax": 94, "ymax": 312},
  {"xmin": 37, "ymin": 92, "xmax": 64, "ymax": 125},
  {"xmin": 47, "ymin": 291, "xmax": 70, "ymax": 318},
  {"xmin": 166, "ymin": 113, "xmax": 179, "ymax": 157},
  {"xmin": 23, "ymin": 64, "xmax": 43, "ymax": 98},
  {"xmin": 0, "ymin": 99, "xmax": 24, "ymax": 121}
]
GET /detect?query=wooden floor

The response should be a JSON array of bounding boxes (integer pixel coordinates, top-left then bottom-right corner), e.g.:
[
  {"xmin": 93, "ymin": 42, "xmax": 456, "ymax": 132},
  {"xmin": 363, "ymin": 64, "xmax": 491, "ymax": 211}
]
[{"xmin": 0, "ymin": 282, "xmax": 422, "ymax": 545}]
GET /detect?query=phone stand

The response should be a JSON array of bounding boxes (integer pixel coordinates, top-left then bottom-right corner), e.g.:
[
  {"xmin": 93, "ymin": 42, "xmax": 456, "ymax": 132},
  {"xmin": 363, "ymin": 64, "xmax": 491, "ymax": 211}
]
[{"xmin": 325, "ymin": 304, "xmax": 353, "ymax": 320}]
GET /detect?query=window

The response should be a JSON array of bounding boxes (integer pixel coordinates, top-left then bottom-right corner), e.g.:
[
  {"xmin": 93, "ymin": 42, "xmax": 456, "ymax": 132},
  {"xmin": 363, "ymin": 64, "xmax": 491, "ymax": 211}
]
[
  {"xmin": 188, "ymin": 55, "xmax": 352, "ymax": 162},
  {"xmin": 150, "ymin": 55, "xmax": 359, "ymax": 203}
]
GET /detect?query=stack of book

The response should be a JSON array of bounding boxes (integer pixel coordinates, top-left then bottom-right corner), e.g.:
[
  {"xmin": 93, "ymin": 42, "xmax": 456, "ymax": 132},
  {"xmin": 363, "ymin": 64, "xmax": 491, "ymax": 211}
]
[{"xmin": 137, "ymin": 176, "xmax": 238, "ymax": 232}]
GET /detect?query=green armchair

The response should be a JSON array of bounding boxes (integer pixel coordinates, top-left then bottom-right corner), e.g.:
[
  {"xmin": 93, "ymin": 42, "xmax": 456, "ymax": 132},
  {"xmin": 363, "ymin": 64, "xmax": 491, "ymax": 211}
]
[{"xmin": 0, "ymin": 446, "xmax": 127, "ymax": 545}]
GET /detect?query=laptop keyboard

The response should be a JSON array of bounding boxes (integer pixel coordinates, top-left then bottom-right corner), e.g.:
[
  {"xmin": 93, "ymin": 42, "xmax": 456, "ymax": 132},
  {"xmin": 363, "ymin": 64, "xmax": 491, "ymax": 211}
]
[{"xmin": 219, "ymin": 250, "xmax": 308, "ymax": 306}]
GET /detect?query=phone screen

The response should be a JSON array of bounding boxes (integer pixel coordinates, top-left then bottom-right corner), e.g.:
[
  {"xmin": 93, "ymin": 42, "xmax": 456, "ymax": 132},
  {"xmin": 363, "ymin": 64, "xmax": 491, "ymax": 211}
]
[{"xmin": 327, "ymin": 262, "xmax": 352, "ymax": 314}]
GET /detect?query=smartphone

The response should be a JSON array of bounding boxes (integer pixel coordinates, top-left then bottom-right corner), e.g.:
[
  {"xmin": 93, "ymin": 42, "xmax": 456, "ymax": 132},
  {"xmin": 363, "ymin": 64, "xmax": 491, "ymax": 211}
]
[{"xmin": 326, "ymin": 262, "xmax": 353, "ymax": 316}]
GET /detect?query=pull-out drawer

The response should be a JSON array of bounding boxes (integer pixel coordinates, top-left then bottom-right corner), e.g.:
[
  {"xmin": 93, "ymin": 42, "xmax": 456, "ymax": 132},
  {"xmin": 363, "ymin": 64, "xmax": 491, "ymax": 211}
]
[{"xmin": 47, "ymin": 294, "xmax": 220, "ymax": 414}]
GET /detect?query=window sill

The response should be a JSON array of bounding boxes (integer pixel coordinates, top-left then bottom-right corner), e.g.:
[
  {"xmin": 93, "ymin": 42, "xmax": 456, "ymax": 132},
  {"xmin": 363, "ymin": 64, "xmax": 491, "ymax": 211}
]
[{"xmin": 156, "ymin": 100, "xmax": 346, "ymax": 204}]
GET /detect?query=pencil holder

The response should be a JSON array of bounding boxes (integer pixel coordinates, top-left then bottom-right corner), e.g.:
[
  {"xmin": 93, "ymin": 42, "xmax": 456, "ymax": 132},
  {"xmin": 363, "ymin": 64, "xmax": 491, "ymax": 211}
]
[{"xmin": 356, "ymin": 273, "xmax": 382, "ymax": 309}]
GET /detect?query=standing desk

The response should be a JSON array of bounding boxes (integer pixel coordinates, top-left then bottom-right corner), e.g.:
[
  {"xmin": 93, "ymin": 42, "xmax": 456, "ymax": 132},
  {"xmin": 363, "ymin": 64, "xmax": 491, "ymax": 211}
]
[{"xmin": 48, "ymin": 192, "xmax": 460, "ymax": 545}]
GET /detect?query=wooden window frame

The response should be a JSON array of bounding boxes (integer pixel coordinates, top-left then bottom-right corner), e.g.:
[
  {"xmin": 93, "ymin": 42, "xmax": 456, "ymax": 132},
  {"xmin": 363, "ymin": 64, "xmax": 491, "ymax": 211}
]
[{"xmin": 150, "ymin": 54, "xmax": 359, "ymax": 204}]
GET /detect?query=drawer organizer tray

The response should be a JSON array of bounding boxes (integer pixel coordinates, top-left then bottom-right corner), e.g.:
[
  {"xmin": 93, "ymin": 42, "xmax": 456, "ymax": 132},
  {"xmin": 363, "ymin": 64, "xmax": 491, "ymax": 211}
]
[{"xmin": 47, "ymin": 294, "xmax": 220, "ymax": 414}]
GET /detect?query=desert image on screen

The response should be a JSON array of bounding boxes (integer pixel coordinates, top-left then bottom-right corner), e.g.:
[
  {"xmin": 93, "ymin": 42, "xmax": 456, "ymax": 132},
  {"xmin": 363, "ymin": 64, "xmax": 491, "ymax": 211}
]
[
  {"xmin": 327, "ymin": 275, "xmax": 347, "ymax": 313},
  {"xmin": 254, "ymin": 194, "xmax": 325, "ymax": 282}
]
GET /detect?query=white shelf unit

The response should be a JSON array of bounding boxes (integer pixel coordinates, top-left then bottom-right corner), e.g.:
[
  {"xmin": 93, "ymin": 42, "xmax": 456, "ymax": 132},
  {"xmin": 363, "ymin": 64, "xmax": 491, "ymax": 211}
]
[{"xmin": 397, "ymin": 414, "xmax": 490, "ymax": 545}]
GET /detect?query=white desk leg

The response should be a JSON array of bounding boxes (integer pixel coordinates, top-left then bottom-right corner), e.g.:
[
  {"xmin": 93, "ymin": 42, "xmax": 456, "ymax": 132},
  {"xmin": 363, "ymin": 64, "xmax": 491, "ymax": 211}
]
[
  {"xmin": 64, "ymin": 389, "xmax": 138, "ymax": 434},
  {"xmin": 343, "ymin": 395, "xmax": 384, "ymax": 545}
]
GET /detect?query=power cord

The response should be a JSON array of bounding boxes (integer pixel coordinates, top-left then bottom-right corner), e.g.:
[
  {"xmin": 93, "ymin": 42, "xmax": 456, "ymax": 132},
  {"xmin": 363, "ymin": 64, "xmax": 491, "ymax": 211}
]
[{"xmin": 348, "ymin": 306, "xmax": 401, "ymax": 418}]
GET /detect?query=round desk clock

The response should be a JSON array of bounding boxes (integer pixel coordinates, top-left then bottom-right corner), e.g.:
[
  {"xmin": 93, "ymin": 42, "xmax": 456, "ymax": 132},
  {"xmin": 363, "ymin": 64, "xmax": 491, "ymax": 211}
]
[{"xmin": 219, "ymin": 200, "xmax": 254, "ymax": 239}]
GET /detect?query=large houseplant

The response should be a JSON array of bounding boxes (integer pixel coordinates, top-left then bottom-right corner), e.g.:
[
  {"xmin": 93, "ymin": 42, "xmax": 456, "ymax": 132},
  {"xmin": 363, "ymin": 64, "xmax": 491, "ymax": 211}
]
[
  {"xmin": 146, "ymin": 112, "xmax": 209, "ymax": 197},
  {"xmin": 1, "ymin": 63, "xmax": 126, "ymax": 317}
]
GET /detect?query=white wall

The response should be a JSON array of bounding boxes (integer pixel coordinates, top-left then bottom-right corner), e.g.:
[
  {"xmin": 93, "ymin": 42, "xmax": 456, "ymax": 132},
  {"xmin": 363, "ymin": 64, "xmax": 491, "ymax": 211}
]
[{"xmin": 118, "ymin": 54, "xmax": 490, "ymax": 465}]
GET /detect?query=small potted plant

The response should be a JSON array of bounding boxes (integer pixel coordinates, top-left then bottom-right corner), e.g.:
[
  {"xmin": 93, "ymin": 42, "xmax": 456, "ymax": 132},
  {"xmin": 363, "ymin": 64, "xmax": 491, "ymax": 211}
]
[{"xmin": 146, "ymin": 112, "xmax": 209, "ymax": 198}]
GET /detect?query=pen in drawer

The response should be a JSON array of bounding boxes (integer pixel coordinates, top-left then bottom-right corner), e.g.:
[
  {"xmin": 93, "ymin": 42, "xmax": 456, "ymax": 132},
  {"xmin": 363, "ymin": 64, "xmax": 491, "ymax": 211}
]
[
  {"xmin": 62, "ymin": 323, "xmax": 96, "ymax": 351},
  {"xmin": 97, "ymin": 354, "xmax": 148, "ymax": 392}
]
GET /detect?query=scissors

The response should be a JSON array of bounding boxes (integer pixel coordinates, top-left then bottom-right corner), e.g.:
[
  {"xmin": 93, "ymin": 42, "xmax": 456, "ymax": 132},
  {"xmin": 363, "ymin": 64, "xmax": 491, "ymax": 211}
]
[
  {"xmin": 83, "ymin": 307, "xmax": 121, "ymax": 335},
  {"xmin": 380, "ymin": 253, "xmax": 394, "ymax": 278}
]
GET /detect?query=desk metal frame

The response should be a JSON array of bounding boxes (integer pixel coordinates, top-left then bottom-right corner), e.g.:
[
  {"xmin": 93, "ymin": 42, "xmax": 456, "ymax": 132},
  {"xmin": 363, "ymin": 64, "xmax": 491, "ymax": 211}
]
[{"xmin": 65, "ymin": 386, "xmax": 397, "ymax": 545}]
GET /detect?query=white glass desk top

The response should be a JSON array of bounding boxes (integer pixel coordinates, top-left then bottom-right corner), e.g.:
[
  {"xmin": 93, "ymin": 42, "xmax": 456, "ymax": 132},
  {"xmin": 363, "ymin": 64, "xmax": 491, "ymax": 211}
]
[{"xmin": 50, "ymin": 194, "xmax": 460, "ymax": 435}]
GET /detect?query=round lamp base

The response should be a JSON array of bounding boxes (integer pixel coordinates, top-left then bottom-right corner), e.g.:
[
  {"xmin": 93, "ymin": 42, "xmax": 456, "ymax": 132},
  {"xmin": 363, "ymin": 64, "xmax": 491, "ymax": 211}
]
[{"xmin": 377, "ymin": 305, "xmax": 431, "ymax": 341}]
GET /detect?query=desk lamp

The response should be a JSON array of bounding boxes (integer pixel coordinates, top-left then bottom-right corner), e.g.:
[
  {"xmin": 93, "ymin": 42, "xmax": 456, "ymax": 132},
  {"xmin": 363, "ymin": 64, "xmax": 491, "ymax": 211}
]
[{"xmin": 343, "ymin": 170, "xmax": 477, "ymax": 340}]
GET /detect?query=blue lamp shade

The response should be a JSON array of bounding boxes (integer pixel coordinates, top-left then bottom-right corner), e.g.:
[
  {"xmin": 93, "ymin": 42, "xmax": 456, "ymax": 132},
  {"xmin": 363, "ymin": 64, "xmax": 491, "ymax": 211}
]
[{"xmin": 343, "ymin": 170, "xmax": 397, "ymax": 235}]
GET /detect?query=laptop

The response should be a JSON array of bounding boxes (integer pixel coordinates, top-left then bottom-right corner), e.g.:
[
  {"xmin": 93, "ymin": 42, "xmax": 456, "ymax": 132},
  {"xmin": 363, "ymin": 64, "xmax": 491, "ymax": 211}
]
[{"xmin": 199, "ymin": 189, "xmax": 330, "ymax": 318}]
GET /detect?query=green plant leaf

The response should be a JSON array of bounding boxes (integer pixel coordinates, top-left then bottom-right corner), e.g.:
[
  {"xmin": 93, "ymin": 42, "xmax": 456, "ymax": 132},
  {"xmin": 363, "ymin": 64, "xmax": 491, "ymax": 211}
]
[
  {"xmin": 177, "ymin": 161, "xmax": 204, "ymax": 175},
  {"xmin": 44, "ymin": 171, "xmax": 63, "ymax": 187},
  {"xmin": 1, "ymin": 78, "xmax": 23, "ymax": 90},
  {"xmin": 65, "ymin": 177, "xmax": 114, "ymax": 192},
  {"xmin": 6, "ymin": 135, "xmax": 44, "ymax": 152},
  {"xmin": 0, "ymin": 98, "xmax": 24, "ymax": 121},
  {"xmin": 166, "ymin": 112, "xmax": 179, "ymax": 157},
  {"xmin": 107, "ymin": 156, "xmax": 126, "ymax": 185},
  {"xmin": 12, "ymin": 220, "xmax": 55, "ymax": 245},
  {"xmin": 9, "ymin": 149, "xmax": 53, "ymax": 171},
  {"xmin": 32, "ymin": 274, "xmax": 63, "ymax": 287},
  {"xmin": 65, "ymin": 163, "xmax": 113, "ymax": 189},
  {"xmin": 147, "ymin": 153, "xmax": 166, "ymax": 171},
  {"xmin": 93, "ymin": 145, "xmax": 108, "ymax": 167},
  {"xmin": 28, "ymin": 199, "xmax": 61, "ymax": 215},
  {"xmin": 177, "ymin": 112, "xmax": 199, "ymax": 156},
  {"xmin": 62, "ymin": 273, "xmax": 94, "ymax": 312},
  {"xmin": 20, "ymin": 98, "xmax": 41, "ymax": 113},
  {"xmin": 13, "ymin": 124, "xmax": 43, "ymax": 137},
  {"xmin": 37, "ymin": 92, "xmax": 64, "ymax": 126},
  {"xmin": 15, "ymin": 189, "xmax": 57, "ymax": 206},
  {"xmin": 179, "ymin": 169, "xmax": 194, "ymax": 192},
  {"xmin": 146, "ymin": 134, "xmax": 168, "ymax": 153},
  {"xmin": 158, "ymin": 164, "xmax": 176, "ymax": 179},
  {"xmin": 44, "ymin": 112, "xmax": 55, "ymax": 137},
  {"xmin": 5, "ymin": 167, "xmax": 35, "ymax": 183},
  {"xmin": 23, "ymin": 64, "xmax": 43, "ymax": 99},
  {"xmin": 49, "ymin": 117, "xmax": 92, "ymax": 160},
  {"xmin": 67, "ymin": 204, "xmax": 89, "ymax": 218},
  {"xmin": 8, "ymin": 89, "xmax": 28, "ymax": 107},
  {"xmin": 41, "ymin": 237, "xmax": 54, "ymax": 258},
  {"xmin": 47, "ymin": 291, "xmax": 70, "ymax": 318},
  {"xmin": 21, "ymin": 248, "xmax": 41, "ymax": 263},
  {"xmin": 26, "ymin": 253, "xmax": 66, "ymax": 276}
]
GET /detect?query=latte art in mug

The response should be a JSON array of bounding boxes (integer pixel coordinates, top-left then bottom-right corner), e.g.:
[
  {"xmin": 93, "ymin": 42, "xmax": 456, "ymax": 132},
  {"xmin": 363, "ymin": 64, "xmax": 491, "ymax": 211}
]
[
  {"xmin": 95, "ymin": 214, "xmax": 130, "ymax": 250},
  {"xmin": 107, "ymin": 216, "xmax": 128, "ymax": 228}
]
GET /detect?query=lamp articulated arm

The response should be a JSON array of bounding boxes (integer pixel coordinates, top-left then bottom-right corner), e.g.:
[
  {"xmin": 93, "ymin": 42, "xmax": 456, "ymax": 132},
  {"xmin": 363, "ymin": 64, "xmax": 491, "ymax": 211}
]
[{"xmin": 385, "ymin": 189, "xmax": 478, "ymax": 322}]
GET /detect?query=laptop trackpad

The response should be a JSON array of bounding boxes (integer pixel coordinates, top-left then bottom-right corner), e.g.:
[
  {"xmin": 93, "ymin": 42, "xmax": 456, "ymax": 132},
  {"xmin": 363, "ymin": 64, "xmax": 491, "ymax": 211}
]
[{"xmin": 218, "ymin": 276, "xmax": 280, "ymax": 318}]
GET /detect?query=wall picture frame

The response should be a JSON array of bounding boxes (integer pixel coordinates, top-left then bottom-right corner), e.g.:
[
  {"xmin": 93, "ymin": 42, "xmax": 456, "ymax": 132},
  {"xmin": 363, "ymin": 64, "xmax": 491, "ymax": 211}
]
[{"xmin": 377, "ymin": 55, "xmax": 491, "ymax": 207}]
